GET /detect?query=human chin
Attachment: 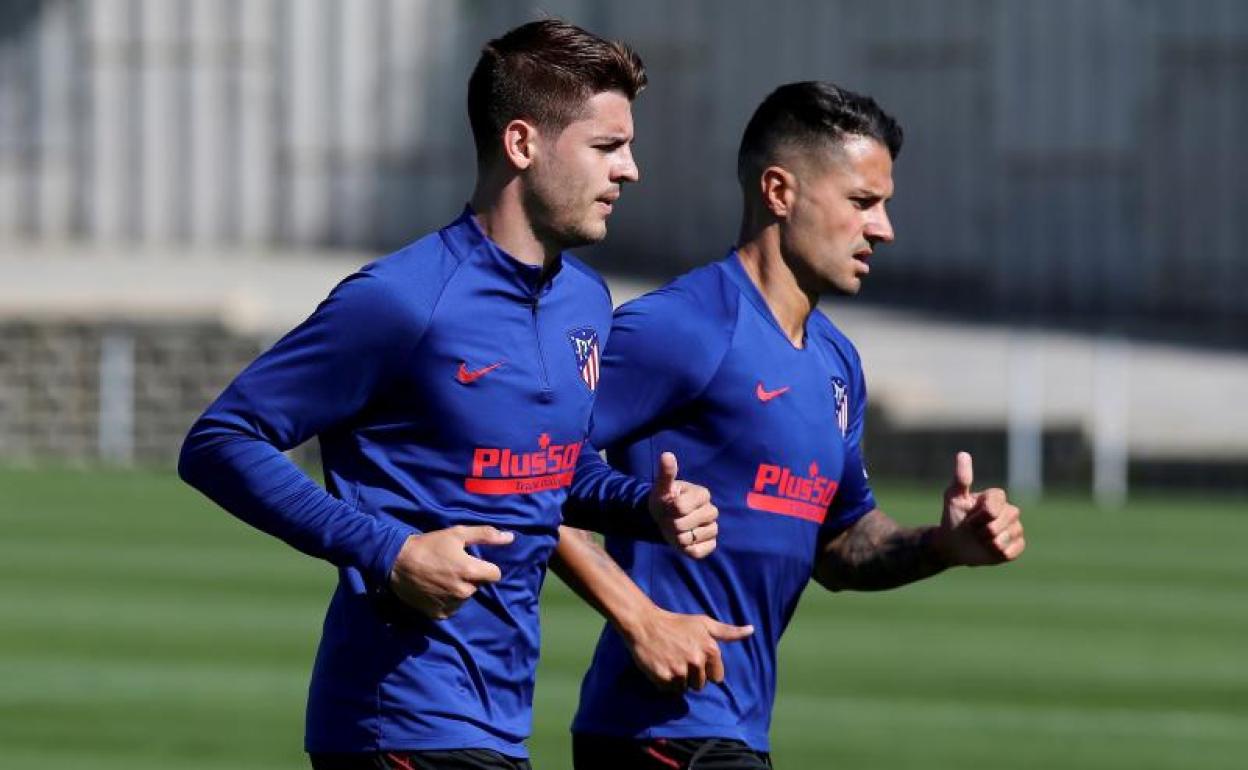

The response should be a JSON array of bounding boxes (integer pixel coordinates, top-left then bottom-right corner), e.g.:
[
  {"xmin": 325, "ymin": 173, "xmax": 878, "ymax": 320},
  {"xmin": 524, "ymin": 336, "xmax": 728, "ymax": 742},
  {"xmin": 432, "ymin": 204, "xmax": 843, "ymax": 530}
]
[
  {"xmin": 840, "ymin": 277, "xmax": 863, "ymax": 295},
  {"xmin": 549, "ymin": 212, "xmax": 606, "ymax": 249},
  {"xmin": 572, "ymin": 214, "xmax": 608, "ymax": 245},
  {"xmin": 576, "ymin": 198, "xmax": 612, "ymax": 241},
  {"xmin": 826, "ymin": 268, "xmax": 863, "ymax": 296}
]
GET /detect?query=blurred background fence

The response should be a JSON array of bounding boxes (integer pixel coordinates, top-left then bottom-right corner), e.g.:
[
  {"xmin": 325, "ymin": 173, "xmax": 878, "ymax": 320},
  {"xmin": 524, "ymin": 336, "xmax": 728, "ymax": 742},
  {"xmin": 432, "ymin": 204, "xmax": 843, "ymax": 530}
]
[{"xmin": 1, "ymin": 0, "xmax": 1245, "ymax": 496}]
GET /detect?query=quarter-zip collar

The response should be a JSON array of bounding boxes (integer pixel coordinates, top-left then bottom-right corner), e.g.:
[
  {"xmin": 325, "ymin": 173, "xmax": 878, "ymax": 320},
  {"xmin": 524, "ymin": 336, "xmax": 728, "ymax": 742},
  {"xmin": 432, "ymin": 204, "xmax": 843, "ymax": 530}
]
[{"xmin": 440, "ymin": 205, "xmax": 564, "ymax": 300}]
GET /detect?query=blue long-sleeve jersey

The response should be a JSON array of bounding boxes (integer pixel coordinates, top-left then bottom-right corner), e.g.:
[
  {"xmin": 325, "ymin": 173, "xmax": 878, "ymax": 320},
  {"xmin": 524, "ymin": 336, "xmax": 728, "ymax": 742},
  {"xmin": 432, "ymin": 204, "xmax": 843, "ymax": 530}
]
[
  {"xmin": 568, "ymin": 252, "xmax": 877, "ymax": 752},
  {"xmin": 179, "ymin": 208, "xmax": 612, "ymax": 757}
]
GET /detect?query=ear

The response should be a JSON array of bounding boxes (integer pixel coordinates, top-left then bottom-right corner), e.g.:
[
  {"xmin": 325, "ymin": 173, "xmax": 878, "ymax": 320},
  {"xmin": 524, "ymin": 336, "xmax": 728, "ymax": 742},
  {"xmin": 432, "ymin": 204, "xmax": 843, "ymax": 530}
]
[
  {"xmin": 760, "ymin": 165, "xmax": 797, "ymax": 219},
  {"xmin": 501, "ymin": 118, "xmax": 539, "ymax": 171}
]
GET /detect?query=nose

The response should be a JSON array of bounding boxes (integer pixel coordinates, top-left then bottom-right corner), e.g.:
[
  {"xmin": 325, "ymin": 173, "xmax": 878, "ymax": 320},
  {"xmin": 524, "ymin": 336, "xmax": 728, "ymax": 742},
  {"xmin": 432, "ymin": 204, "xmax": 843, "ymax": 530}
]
[
  {"xmin": 614, "ymin": 146, "xmax": 640, "ymax": 184},
  {"xmin": 867, "ymin": 204, "xmax": 894, "ymax": 244}
]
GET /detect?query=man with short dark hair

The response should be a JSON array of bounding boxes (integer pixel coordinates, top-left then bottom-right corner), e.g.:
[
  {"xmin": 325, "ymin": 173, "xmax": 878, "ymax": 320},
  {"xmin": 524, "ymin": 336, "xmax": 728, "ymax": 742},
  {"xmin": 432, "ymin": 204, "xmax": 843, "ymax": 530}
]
[
  {"xmin": 180, "ymin": 20, "xmax": 716, "ymax": 770},
  {"xmin": 554, "ymin": 81, "xmax": 1026, "ymax": 769}
]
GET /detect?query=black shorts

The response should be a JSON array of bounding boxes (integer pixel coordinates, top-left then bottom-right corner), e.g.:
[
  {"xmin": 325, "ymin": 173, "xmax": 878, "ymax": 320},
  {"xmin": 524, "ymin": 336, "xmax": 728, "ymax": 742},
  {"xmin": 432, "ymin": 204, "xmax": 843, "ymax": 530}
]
[
  {"xmin": 309, "ymin": 749, "xmax": 532, "ymax": 770},
  {"xmin": 572, "ymin": 733, "xmax": 773, "ymax": 770}
]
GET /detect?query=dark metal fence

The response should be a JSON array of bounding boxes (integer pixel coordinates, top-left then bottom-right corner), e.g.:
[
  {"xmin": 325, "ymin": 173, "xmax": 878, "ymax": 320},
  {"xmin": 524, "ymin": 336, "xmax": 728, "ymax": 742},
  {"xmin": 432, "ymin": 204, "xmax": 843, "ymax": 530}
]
[{"xmin": 1, "ymin": 0, "xmax": 1245, "ymax": 341}]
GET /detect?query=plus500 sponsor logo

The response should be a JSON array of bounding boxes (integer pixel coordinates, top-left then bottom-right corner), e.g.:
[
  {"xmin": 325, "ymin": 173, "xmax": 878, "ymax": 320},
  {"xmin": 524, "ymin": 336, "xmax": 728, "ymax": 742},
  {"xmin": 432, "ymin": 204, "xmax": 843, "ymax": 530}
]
[
  {"xmin": 745, "ymin": 461, "xmax": 838, "ymax": 523},
  {"xmin": 465, "ymin": 435, "xmax": 582, "ymax": 495}
]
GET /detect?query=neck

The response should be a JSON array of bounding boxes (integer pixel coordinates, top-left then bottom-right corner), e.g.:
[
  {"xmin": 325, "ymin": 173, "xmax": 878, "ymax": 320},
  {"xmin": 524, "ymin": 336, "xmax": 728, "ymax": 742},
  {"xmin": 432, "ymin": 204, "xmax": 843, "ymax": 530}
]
[
  {"xmin": 470, "ymin": 173, "xmax": 562, "ymax": 270},
  {"xmin": 736, "ymin": 223, "xmax": 817, "ymax": 347}
]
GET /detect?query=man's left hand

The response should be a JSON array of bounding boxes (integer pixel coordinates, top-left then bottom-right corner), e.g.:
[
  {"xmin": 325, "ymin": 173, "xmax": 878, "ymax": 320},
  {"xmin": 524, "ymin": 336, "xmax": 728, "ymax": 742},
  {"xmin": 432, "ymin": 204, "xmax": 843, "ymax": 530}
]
[{"xmin": 936, "ymin": 451, "xmax": 1026, "ymax": 566}]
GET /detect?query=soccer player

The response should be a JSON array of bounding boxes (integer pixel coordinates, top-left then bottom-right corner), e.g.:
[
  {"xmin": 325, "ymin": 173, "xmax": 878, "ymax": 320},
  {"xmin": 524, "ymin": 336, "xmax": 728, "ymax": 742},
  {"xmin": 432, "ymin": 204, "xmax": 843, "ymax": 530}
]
[
  {"xmin": 554, "ymin": 81, "xmax": 1027, "ymax": 769},
  {"xmin": 179, "ymin": 20, "xmax": 717, "ymax": 770}
]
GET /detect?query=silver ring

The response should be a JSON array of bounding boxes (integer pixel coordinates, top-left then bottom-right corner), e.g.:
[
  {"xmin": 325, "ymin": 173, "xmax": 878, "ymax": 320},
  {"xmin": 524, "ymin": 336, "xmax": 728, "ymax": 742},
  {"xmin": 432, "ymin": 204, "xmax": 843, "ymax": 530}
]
[{"xmin": 688, "ymin": 527, "xmax": 698, "ymax": 545}]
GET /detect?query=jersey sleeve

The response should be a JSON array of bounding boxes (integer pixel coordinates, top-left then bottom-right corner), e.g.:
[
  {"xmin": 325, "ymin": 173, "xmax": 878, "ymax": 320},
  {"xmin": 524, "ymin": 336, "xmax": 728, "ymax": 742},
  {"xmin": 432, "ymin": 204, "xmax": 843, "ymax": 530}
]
[
  {"xmin": 563, "ymin": 284, "xmax": 734, "ymax": 535},
  {"xmin": 561, "ymin": 439, "xmax": 659, "ymax": 538},
  {"xmin": 821, "ymin": 347, "xmax": 878, "ymax": 538},
  {"xmin": 178, "ymin": 268, "xmax": 433, "ymax": 587}
]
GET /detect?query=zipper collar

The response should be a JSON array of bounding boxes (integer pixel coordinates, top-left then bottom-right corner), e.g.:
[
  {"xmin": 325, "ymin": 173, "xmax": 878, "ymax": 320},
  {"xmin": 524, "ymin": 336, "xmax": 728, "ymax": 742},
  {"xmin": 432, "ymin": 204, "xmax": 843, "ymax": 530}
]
[{"xmin": 440, "ymin": 205, "xmax": 564, "ymax": 300}]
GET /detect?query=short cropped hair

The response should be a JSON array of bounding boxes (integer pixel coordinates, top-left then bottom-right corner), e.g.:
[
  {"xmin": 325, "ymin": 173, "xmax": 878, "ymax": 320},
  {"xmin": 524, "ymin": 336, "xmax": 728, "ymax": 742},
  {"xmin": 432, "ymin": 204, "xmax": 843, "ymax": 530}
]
[
  {"xmin": 737, "ymin": 81, "xmax": 903, "ymax": 186},
  {"xmin": 467, "ymin": 19, "xmax": 647, "ymax": 165}
]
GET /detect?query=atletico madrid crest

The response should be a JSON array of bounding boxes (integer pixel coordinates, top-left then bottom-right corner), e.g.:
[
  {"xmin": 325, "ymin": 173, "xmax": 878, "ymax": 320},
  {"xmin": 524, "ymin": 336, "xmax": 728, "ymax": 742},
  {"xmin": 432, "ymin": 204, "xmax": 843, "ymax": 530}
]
[
  {"xmin": 831, "ymin": 376, "xmax": 849, "ymax": 437},
  {"xmin": 567, "ymin": 327, "xmax": 601, "ymax": 392}
]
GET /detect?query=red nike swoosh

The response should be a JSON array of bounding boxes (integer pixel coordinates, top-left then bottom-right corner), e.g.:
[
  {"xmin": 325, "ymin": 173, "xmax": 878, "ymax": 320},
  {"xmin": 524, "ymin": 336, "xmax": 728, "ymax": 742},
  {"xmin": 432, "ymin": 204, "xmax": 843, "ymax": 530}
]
[
  {"xmin": 457, "ymin": 361, "xmax": 504, "ymax": 384},
  {"xmin": 756, "ymin": 382, "xmax": 790, "ymax": 402}
]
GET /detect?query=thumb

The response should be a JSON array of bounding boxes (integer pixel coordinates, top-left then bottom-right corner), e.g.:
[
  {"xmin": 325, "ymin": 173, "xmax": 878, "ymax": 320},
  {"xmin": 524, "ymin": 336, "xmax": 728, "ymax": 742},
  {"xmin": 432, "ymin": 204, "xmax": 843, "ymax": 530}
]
[
  {"xmin": 948, "ymin": 451, "xmax": 974, "ymax": 497},
  {"xmin": 706, "ymin": 619, "xmax": 754, "ymax": 642},
  {"xmin": 654, "ymin": 451, "xmax": 679, "ymax": 499},
  {"xmin": 456, "ymin": 525, "xmax": 516, "ymax": 547}
]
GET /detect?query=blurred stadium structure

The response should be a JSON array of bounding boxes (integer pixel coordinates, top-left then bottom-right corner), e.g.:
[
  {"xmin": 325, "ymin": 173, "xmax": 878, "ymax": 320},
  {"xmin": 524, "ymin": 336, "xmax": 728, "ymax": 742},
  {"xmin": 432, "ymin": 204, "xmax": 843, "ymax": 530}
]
[{"xmin": 1, "ymin": 0, "xmax": 1245, "ymax": 497}]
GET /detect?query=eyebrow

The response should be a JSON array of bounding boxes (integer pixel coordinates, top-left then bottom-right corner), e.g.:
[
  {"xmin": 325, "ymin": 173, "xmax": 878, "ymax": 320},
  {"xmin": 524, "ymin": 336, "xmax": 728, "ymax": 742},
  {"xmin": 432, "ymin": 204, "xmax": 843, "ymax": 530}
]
[{"xmin": 850, "ymin": 188, "xmax": 892, "ymax": 200}]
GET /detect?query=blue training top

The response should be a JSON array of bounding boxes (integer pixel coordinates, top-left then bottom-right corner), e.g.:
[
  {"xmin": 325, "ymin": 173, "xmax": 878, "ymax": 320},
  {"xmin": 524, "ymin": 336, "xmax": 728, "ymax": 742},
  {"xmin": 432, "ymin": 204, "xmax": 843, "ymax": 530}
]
[
  {"xmin": 179, "ymin": 208, "xmax": 612, "ymax": 757},
  {"xmin": 567, "ymin": 252, "xmax": 876, "ymax": 752}
]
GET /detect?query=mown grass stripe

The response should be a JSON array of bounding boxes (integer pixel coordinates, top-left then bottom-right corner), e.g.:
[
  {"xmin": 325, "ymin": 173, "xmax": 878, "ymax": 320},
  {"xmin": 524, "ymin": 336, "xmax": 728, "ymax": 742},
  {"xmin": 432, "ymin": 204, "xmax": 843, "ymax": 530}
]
[{"xmin": 1, "ymin": 469, "xmax": 1244, "ymax": 770}]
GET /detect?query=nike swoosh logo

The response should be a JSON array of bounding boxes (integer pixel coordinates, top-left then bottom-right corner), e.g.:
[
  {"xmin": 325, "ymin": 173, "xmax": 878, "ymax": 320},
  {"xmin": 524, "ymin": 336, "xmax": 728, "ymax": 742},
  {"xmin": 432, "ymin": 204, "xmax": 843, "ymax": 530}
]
[
  {"xmin": 756, "ymin": 382, "xmax": 790, "ymax": 402},
  {"xmin": 457, "ymin": 361, "xmax": 504, "ymax": 384}
]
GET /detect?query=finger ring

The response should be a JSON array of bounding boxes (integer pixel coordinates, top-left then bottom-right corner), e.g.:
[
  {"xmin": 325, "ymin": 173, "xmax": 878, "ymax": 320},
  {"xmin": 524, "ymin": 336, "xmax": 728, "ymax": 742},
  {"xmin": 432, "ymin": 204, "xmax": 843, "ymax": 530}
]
[
  {"xmin": 1001, "ymin": 532, "xmax": 1011, "ymax": 546},
  {"xmin": 688, "ymin": 527, "xmax": 698, "ymax": 545}
]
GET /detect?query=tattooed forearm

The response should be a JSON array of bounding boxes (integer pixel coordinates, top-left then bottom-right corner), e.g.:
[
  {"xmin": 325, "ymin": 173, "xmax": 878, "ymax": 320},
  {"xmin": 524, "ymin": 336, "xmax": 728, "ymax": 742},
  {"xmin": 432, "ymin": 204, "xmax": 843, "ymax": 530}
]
[{"xmin": 813, "ymin": 509, "xmax": 948, "ymax": 592}]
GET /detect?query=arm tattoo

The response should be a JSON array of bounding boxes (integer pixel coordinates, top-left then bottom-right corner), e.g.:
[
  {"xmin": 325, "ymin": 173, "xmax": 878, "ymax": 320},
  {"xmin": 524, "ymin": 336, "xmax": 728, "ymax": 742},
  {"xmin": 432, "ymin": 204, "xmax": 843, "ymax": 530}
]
[{"xmin": 814, "ymin": 510, "xmax": 948, "ymax": 592}]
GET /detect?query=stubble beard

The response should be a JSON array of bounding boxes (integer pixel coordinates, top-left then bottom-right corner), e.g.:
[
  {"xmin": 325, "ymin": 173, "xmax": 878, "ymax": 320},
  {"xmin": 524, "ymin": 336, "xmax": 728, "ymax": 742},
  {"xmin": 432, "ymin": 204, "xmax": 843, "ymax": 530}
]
[
  {"xmin": 522, "ymin": 172, "xmax": 605, "ymax": 252},
  {"xmin": 829, "ymin": 261, "xmax": 865, "ymax": 296},
  {"xmin": 781, "ymin": 241, "xmax": 857, "ymax": 301}
]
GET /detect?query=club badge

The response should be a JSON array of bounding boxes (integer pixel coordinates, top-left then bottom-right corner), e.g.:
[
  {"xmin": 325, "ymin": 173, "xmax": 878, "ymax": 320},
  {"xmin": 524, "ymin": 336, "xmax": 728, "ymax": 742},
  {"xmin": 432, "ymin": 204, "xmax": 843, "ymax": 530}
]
[{"xmin": 567, "ymin": 327, "xmax": 600, "ymax": 392}]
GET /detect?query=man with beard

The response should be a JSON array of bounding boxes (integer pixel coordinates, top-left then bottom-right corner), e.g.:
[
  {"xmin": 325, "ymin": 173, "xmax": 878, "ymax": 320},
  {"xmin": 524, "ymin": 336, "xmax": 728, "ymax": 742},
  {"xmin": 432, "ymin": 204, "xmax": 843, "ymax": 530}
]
[
  {"xmin": 180, "ymin": 20, "xmax": 717, "ymax": 770},
  {"xmin": 555, "ymin": 81, "xmax": 1026, "ymax": 769}
]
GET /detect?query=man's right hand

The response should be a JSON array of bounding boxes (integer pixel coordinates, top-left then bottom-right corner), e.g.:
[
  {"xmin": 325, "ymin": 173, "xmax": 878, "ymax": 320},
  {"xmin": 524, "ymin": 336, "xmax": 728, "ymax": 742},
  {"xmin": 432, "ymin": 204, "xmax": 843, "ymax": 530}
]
[
  {"xmin": 648, "ymin": 452, "xmax": 719, "ymax": 559},
  {"xmin": 622, "ymin": 605, "xmax": 754, "ymax": 692},
  {"xmin": 388, "ymin": 526, "xmax": 514, "ymax": 620}
]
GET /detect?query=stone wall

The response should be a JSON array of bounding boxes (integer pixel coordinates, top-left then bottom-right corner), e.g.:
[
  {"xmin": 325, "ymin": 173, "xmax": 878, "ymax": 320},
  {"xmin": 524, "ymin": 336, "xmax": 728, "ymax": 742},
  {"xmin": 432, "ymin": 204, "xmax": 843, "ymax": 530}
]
[
  {"xmin": 2, "ymin": 319, "xmax": 1244, "ymax": 493},
  {"xmin": 0, "ymin": 320, "xmax": 262, "ymax": 466}
]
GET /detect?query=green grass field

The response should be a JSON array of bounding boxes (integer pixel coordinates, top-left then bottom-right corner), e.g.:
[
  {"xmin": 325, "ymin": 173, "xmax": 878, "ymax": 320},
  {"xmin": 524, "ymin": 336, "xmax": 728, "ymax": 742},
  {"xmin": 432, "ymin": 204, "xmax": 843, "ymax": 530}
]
[{"xmin": 1, "ymin": 468, "xmax": 1245, "ymax": 769}]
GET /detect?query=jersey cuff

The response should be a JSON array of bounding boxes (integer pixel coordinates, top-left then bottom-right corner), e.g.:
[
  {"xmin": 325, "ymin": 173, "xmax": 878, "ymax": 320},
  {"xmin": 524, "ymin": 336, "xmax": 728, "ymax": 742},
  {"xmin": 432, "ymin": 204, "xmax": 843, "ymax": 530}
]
[{"xmin": 366, "ymin": 522, "xmax": 421, "ymax": 588}]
